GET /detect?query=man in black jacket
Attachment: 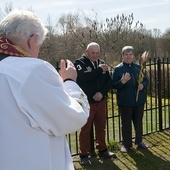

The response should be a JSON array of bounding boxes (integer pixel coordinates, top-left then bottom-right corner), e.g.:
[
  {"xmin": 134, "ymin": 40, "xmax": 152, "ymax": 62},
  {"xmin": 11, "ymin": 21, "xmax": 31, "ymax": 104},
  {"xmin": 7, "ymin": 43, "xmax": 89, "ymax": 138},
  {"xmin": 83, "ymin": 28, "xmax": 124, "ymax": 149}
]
[
  {"xmin": 112, "ymin": 46, "xmax": 149, "ymax": 153},
  {"xmin": 74, "ymin": 42, "xmax": 115, "ymax": 165}
]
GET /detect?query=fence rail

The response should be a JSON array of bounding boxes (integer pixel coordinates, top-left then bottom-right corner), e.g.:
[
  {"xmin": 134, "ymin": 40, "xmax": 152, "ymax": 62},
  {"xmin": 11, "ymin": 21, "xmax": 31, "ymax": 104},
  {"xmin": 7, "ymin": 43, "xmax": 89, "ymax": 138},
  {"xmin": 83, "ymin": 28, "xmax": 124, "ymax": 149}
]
[{"xmin": 56, "ymin": 57, "xmax": 170, "ymax": 156}]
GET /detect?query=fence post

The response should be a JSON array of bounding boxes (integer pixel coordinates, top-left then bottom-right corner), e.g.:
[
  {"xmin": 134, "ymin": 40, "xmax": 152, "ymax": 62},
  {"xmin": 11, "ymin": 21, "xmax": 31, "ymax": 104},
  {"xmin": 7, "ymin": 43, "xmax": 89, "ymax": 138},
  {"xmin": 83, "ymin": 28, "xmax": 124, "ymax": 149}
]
[
  {"xmin": 90, "ymin": 125, "xmax": 95, "ymax": 155},
  {"xmin": 157, "ymin": 57, "xmax": 163, "ymax": 131}
]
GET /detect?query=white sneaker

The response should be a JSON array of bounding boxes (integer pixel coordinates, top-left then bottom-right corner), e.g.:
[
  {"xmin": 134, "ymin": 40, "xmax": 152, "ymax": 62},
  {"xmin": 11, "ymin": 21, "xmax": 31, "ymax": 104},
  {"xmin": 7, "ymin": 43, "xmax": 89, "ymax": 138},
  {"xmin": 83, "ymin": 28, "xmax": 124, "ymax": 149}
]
[{"xmin": 120, "ymin": 145, "xmax": 128, "ymax": 153}]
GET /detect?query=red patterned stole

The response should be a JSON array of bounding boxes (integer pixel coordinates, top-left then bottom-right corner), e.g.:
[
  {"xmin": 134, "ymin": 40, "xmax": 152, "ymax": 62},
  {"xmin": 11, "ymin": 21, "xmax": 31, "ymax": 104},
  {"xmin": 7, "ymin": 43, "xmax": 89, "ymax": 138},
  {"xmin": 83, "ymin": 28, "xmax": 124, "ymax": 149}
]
[{"xmin": 0, "ymin": 36, "xmax": 30, "ymax": 57}]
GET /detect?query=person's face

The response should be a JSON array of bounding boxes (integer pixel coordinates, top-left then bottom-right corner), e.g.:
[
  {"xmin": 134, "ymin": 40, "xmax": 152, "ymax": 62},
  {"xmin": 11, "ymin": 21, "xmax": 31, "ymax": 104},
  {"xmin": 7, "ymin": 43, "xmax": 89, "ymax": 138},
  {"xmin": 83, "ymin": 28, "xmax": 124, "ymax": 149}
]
[
  {"xmin": 86, "ymin": 46, "xmax": 100, "ymax": 62},
  {"xmin": 122, "ymin": 51, "xmax": 134, "ymax": 64}
]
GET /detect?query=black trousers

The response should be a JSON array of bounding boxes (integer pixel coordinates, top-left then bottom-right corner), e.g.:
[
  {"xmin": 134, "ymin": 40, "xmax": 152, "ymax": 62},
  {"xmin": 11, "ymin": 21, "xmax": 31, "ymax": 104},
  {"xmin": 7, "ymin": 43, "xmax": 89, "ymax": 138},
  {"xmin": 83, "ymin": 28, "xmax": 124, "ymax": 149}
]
[{"xmin": 119, "ymin": 105, "xmax": 144, "ymax": 148}]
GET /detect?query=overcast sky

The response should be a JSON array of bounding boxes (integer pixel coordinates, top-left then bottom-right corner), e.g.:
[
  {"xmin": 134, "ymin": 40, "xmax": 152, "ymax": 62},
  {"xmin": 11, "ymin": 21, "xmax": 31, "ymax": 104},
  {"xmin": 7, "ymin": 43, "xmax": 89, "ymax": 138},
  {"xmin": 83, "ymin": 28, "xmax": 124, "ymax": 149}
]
[{"xmin": 1, "ymin": 0, "xmax": 170, "ymax": 33}]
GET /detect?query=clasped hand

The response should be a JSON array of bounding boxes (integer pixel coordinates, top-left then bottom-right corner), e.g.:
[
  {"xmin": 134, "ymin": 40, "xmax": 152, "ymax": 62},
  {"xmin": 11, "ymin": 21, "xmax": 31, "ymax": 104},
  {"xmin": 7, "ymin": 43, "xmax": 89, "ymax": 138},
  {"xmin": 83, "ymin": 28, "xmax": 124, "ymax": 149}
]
[
  {"xmin": 93, "ymin": 92, "xmax": 103, "ymax": 101},
  {"xmin": 99, "ymin": 64, "xmax": 108, "ymax": 72},
  {"xmin": 138, "ymin": 84, "xmax": 144, "ymax": 91}
]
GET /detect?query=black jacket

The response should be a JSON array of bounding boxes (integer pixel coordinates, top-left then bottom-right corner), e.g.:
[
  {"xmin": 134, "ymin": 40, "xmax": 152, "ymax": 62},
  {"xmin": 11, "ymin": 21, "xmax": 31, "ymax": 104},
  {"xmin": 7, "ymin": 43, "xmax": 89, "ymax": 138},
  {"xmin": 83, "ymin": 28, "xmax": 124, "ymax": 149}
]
[
  {"xmin": 112, "ymin": 62, "xmax": 149, "ymax": 106},
  {"xmin": 74, "ymin": 54, "xmax": 112, "ymax": 103},
  {"xmin": 0, "ymin": 53, "xmax": 9, "ymax": 61}
]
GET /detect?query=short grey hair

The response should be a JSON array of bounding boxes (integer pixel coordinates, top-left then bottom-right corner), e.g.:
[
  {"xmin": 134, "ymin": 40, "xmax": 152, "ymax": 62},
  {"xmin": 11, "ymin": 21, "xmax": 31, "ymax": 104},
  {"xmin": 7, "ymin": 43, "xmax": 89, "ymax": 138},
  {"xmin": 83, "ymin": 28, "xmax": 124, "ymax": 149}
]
[
  {"xmin": 122, "ymin": 46, "xmax": 134, "ymax": 55},
  {"xmin": 0, "ymin": 9, "xmax": 48, "ymax": 44},
  {"xmin": 86, "ymin": 42, "xmax": 100, "ymax": 51}
]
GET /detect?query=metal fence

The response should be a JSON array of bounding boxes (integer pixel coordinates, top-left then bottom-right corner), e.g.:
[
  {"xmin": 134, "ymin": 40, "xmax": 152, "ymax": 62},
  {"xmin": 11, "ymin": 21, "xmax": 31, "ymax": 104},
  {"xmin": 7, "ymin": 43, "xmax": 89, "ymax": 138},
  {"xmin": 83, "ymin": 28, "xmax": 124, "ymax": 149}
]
[{"xmin": 56, "ymin": 57, "xmax": 170, "ymax": 156}]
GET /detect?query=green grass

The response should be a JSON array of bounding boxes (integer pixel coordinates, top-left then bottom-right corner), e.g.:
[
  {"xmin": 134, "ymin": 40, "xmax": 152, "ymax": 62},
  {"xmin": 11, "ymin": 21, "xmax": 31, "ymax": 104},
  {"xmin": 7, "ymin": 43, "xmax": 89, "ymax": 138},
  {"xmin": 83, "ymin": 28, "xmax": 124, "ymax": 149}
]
[
  {"xmin": 70, "ymin": 91, "xmax": 170, "ymax": 169},
  {"xmin": 67, "ymin": 95, "xmax": 170, "ymax": 156},
  {"xmin": 73, "ymin": 129, "xmax": 170, "ymax": 170}
]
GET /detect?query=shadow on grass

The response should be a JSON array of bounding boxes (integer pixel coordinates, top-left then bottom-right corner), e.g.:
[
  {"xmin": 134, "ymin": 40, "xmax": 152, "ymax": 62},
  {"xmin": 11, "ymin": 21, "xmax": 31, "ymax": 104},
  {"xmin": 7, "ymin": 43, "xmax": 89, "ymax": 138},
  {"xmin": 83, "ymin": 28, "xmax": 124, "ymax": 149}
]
[
  {"xmin": 73, "ymin": 129, "xmax": 170, "ymax": 170},
  {"xmin": 127, "ymin": 148, "xmax": 170, "ymax": 170},
  {"xmin": 73, "ymin": 156, "xmax": 120, "ymax": 170},
  {"xmin": 127, "ymin": 130, "xmax": 170, "ymax": 170}
]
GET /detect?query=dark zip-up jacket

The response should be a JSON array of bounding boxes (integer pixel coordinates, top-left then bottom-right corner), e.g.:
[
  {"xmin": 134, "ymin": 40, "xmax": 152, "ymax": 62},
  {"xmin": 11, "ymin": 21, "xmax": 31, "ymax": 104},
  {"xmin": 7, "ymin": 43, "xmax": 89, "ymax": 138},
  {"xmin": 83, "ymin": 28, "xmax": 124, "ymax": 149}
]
[
  {"xmin": 0, "ymin": 53, "xmax": 9, "ymax": 61},
  {"xmin": 112, "ymin": 62, "xmax": 149, "ymax": 106},
  {"xmin": 74, "ymin": 54, "xmax": 112, "ymax": 104}
]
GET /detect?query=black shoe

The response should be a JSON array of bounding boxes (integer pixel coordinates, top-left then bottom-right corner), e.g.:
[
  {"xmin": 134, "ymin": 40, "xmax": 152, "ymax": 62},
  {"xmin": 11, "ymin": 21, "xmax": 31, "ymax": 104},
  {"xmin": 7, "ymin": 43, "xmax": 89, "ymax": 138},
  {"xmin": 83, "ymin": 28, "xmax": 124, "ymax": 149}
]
[
  {"xmin": 80, "ymin": 156, "xmax": 91, "ymax": 165},
  {"xmin": 98, "ymin": 149, "xmax": 117, "ymax": 159},
  {"xmin": 138, "ymin": 142, "xmax": 148, "ymax": 149}
]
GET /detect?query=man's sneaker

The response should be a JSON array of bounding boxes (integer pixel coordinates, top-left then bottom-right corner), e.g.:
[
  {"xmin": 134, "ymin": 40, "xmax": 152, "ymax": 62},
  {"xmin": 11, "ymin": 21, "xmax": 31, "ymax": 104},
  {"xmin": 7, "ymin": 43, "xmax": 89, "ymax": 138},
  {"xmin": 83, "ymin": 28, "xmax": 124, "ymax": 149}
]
[
  {"xmin": 138, "ymin": 142, "xmax": 148, "ymax": 149},
  {"xmin": 120, "ymin": 145, "xmax": 128, "ymax": 153},
  {"xmin": 98, "ymin": 149, "xmax": 116, "ymax": 159},
  {"xmin": 80, "ymin": 156, "xmax": 91, "ymax": 165}
]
